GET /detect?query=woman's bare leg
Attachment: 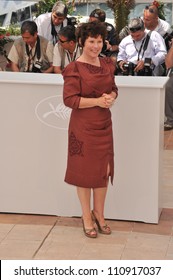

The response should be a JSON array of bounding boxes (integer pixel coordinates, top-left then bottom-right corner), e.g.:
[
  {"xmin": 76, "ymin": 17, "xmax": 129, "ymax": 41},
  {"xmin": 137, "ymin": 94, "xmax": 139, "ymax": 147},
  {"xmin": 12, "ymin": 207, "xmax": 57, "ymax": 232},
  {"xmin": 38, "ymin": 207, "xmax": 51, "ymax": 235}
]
[
  {"xmin": 77, "ymin": 186, "xmax": 93, "ymax": 229},
  {"xmin": 93, "ymin": 163, "xmax": 111, "ymax": 232},
  {"xmin": 93, "ymin": 186, "xmax": 108, "ymax": 226}
]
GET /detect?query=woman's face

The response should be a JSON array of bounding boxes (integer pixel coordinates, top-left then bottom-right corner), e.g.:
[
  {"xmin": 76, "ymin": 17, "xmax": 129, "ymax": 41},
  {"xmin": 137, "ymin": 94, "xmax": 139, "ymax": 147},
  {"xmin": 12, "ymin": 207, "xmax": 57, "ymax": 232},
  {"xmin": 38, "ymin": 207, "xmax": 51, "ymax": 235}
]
[{"xmin": 83, "ymin": 35, "xmax": 103, "ymax": 58}]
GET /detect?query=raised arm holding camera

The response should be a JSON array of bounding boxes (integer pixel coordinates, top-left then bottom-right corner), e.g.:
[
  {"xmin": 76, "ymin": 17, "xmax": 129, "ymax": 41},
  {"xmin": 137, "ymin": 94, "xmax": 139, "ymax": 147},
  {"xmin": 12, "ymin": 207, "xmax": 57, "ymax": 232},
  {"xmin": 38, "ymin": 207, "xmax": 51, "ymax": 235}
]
[{"xmin": 117, "ymin": 18, "xmax": 167, "ymax": 76}]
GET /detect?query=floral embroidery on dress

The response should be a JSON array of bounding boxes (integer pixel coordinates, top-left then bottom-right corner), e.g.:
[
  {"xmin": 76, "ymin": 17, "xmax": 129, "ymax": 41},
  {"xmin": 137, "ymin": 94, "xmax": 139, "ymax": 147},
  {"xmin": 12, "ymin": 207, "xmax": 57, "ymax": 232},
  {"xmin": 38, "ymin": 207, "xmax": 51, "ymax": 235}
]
[{"xmin": 69, "ymin": 132, "xmax": 84, "ymax": 156}]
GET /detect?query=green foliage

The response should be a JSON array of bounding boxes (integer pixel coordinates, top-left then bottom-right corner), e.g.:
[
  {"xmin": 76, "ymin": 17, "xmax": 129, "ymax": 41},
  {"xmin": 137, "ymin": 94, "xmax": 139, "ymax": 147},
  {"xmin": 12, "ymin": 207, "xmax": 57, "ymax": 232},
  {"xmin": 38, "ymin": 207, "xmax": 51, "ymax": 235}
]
[
  {"xmin": 0, "ymin": 25, "xmax": 21, "ymax": 59},
  {"xmin": 152, "ymin": 1, "xmax": 165, "ymax": 20},
  {"xmin": 35, "ymin": 0, "xmax": 72, "ymax": 17},
  {"xmin": 0, "ymin": 28, "xmax": 13, "ymax": 58},
  {"xmin": 107, "ymin": 0, "xmax": 136, "ymax": 38},
  {"xmin": 35, "ymin": 0, "xmax": 57, "ymax": 15},
  {"xmin": 2, "ymin": 25, "xmax": 21, "ymax": 36}
]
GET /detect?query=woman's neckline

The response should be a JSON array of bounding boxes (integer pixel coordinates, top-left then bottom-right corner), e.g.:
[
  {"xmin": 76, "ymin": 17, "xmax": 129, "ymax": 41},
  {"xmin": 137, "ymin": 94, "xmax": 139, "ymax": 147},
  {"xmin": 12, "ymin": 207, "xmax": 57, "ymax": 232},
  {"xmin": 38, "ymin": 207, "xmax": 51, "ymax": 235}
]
[{"xmin": 76, "ymin": 57, "xmax": 101, "ymax": 67}]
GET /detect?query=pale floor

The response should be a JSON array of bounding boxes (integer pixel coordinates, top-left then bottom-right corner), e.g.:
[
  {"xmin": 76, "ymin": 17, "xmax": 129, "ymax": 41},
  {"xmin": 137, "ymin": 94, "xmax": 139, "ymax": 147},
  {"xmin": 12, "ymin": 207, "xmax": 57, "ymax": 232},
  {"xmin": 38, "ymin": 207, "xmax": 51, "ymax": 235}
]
[{"xmin": 0, "ymin": 132, "xmax": 173, "ymax": 260}]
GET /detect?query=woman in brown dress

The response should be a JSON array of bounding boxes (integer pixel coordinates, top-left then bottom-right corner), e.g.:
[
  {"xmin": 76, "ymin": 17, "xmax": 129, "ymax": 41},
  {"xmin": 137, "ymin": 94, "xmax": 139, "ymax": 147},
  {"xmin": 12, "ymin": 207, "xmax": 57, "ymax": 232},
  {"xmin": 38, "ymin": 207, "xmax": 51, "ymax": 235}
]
[{"xmin": 62, "ymin": 21, "xmax": 118, "ymax": 238}]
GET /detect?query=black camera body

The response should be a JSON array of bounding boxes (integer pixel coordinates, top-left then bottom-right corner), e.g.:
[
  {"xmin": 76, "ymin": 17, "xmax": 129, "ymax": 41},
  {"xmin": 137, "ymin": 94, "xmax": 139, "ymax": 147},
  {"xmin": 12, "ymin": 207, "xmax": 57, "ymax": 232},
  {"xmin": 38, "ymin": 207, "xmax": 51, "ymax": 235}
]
[
  {"xmin": 163, "ymin": 31, "xmax": 173, "ymax": 50},
  {"xmin": 121, "ymin": 59, "xmax": 153, "ymax": 76},
  {"xmin": 122, "ymin": 62, "xmax": 136, "ymax": 76},
  {"xmin": 32, "ymin": 61, "xmax": 42, "ymax": 73},
  {"xmin": 143, "ymin": 57, "xmax": 152, "ymax": 76},
  {"xmin": 137, "ymin": 58, "xmax": 152, "ymax": 76},
  {"xmin": 67, "ymin": 16, "xmax": 77, "ymax": 27}
]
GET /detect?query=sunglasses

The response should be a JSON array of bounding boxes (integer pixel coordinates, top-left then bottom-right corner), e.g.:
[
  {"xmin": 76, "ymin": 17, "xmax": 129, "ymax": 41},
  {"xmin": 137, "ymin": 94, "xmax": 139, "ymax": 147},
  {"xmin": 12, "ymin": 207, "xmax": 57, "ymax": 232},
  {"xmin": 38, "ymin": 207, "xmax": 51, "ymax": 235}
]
[
  {"xmin": 58, "ymin": 37, "xmax": 69, "ymax": 44},
  {"xmin": 145, "ymin": 6, "xmax": 155, "ymax": 14},
  {"xmin": 129, "ymin": 26, "xmax": 142, "ymax": 32}
]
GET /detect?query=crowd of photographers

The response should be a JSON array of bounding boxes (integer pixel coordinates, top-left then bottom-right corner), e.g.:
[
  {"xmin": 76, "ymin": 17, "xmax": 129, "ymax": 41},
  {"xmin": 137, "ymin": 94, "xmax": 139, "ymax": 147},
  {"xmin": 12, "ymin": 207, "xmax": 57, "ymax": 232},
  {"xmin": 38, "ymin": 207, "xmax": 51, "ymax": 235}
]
[
  {"xmin": 5, "ymin": 1, "xmax": 173, "ymax": 130},
  {"xmin": 7, "ymin": 1, "xmax": 172, "ymax": 76}
]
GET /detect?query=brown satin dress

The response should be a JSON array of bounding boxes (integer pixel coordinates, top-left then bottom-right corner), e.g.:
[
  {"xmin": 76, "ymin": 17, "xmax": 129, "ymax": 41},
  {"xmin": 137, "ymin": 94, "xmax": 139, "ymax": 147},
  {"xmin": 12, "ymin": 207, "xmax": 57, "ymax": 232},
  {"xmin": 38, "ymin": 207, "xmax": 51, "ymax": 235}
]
[{"xmin": 62, "ymin": 57, "xmax": 118, "ymax": 188}]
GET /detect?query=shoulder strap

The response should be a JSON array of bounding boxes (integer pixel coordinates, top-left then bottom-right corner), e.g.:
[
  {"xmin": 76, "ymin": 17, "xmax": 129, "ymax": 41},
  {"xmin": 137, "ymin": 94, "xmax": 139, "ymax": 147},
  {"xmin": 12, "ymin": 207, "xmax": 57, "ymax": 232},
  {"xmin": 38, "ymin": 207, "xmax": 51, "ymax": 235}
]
[
  {"xmin": 143, "ymin": 31, "xmax": 152, "ymax": 52},
  {"xmin": 25, "ymin": 36, "xmax": 41, "ymax": 60}
]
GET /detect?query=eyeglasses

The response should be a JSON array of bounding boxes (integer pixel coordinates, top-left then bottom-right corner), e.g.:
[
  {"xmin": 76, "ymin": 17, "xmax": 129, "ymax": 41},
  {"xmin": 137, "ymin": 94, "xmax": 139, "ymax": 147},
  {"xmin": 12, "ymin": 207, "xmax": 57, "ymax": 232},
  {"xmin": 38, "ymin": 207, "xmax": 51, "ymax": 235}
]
[
  {"xmin": 129, "ymin": 26, "xmax": 142, "ymax": 33},
  {"xmin": 58, "ymin": 37, "xmax": 69, "ymax": 44}
]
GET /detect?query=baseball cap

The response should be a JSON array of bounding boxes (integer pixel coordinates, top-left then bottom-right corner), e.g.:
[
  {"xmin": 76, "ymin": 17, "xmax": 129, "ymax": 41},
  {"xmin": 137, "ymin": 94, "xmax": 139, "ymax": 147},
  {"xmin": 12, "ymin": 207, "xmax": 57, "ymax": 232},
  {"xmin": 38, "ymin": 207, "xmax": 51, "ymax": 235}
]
[{"xmin": 89, "ymin": 9, "xmax": 106, "ymax": 22}]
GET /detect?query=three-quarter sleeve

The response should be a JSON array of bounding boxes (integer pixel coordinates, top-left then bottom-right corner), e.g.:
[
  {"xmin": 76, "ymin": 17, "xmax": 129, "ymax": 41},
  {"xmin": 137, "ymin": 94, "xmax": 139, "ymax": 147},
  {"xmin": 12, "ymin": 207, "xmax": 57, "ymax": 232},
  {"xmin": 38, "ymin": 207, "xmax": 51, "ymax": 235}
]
[{"xmin": 62, "ymin": 62, "xmax": 81, "ymax": 109}]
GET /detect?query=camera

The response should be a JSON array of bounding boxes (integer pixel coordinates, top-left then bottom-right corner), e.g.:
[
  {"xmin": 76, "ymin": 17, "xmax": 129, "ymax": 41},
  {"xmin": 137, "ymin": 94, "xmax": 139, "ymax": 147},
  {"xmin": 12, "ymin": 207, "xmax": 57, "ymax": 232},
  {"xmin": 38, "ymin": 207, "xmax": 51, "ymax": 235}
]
[
  {"xmin": 137, "ymin": 58, "xmax": 152, "ymax": 76},
  {"xmin": 163, "ymin": 31, "xmax": 173, "ymax": 50},
  {"xmin": 120, "ymin": 59, "xmax": 153, "ymax": 76},
  {"xmin": 32, "ymin": 61, "xmax": 42, "ymax": 73},
  {"xmin": 67, "ymin": 16, "xmax": 77, "ymax": 27},
  {"xmin": 122, "ymin": 62, "xmax": 136, "ymax": 76},
  {"xmin": 143, "ymin": 57, "xmax": 152, "ymax": 76}
]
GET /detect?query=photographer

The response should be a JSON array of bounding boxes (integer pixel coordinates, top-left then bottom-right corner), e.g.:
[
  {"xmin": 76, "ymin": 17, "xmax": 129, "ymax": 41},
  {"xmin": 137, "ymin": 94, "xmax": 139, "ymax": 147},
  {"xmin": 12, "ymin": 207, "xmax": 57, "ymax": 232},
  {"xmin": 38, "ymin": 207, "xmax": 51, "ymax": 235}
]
[
  {"xmin": 53, "ymin": 26, "xmax": 82, "ymax": 74},
  {"xmin": 143, "ymin": 4, "xmax": 173, "ymax": 51},
  {"xmin": 35, "ymin": 1, "xmax": 77, "ymax": 45},
  {"xmin": 8, "ymin": 21, "xmax": 53, "ymax": 73},
  {"xmin": 89, "ymin": 9, "xmax": 119, "ymax": 61},
  {"xmin": 117, "ymin": 18, "xmax": 167, "ymax": 76}
]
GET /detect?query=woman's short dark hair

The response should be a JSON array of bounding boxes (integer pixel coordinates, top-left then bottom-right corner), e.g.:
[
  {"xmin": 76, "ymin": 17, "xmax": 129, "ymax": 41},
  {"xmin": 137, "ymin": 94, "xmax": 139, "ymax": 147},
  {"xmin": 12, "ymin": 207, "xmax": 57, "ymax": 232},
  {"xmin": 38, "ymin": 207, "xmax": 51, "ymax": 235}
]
[
  {"xmin": 21, "ymin": 20, "xmax": 38, "ymax": 35},
  {"xmin": 76, "ymin": 21, "xmax": 107, "ymax": 47}
]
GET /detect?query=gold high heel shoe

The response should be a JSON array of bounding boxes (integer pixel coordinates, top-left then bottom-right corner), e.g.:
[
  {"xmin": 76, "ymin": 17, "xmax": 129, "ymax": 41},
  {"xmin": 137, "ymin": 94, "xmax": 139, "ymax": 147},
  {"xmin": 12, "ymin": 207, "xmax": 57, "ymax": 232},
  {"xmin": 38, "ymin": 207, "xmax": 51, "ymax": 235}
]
[
  {"xmin": 91, "ymin": 210, "xmax": 111, "ymax": 235},
  {"xmin": 81, "ymin": 218, "xmax": 97, "ymax": 238}
]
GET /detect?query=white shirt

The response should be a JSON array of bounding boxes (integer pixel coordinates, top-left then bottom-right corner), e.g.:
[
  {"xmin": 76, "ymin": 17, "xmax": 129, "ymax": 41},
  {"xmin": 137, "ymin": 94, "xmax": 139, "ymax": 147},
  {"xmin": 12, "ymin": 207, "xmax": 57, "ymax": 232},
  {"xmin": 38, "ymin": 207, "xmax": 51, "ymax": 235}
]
[
  {"xmin": 117, "ymin": 30, "xmax": 167, "ymax": 67},
  {"xmin": 35, "ymin": 12, "xmax": 68, "ymax": 42},
  {"xmin": 53, "ymin": 43, "xmax": 81, "ymax": 68},
  {"xmin": 147, "ymin": 18, "xmax": 173, "ymax": 36}
]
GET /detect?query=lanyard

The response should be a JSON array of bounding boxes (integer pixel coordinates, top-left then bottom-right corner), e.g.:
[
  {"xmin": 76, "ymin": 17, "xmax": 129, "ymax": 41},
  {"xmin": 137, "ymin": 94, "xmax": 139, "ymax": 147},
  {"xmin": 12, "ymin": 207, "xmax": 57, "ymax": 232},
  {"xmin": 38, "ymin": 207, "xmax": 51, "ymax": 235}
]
[
  {"xmin": 25, "ymin": 37, "xmax": 40, "ymax": 72},
  {"xmin": 51, "ymin": 18, "xmax": 63, "ymax": 45},
  {"xmin": 66, "ymin": 45, "xmax": 79, "ymax": 63},
  {"xmin": 26, "ymin": 47, "xmax": 36, "ymax": 72},
  {"xmin": 133, "ymin": 37, "xmax": 146, "ymax": 60}
]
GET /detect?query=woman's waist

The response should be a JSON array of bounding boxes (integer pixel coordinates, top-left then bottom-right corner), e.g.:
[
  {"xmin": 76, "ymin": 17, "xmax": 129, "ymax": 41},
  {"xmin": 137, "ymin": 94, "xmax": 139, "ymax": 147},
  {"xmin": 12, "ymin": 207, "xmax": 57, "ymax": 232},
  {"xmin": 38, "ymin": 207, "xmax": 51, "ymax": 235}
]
[
  {"xmin": 72, "ymin": 107, "xmax": 111, "ymax": 118},
  {"xmin": 71, "ymin": 107, "xmax": 111, "ymax": 128}
]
